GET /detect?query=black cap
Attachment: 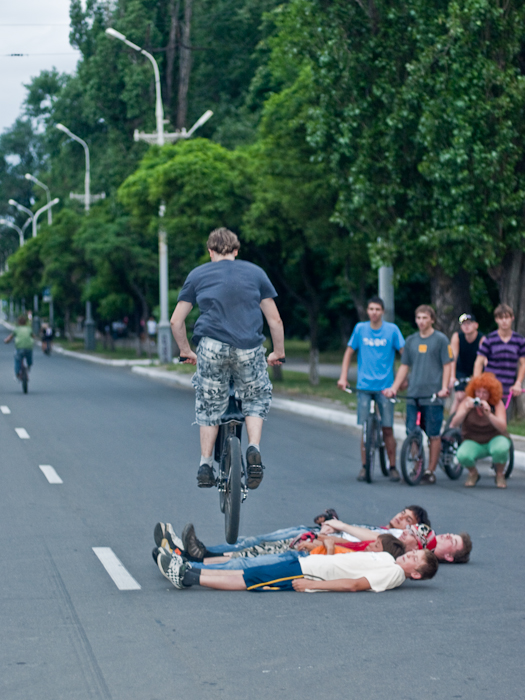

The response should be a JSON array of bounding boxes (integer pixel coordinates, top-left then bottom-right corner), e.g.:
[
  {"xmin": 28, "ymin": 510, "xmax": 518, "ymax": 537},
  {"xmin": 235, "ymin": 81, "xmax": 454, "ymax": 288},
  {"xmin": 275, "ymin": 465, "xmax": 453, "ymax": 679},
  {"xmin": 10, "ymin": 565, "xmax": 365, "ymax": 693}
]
[{"xmin": 459, "ymin": 313, "xmax": 476, "ymax": 324}]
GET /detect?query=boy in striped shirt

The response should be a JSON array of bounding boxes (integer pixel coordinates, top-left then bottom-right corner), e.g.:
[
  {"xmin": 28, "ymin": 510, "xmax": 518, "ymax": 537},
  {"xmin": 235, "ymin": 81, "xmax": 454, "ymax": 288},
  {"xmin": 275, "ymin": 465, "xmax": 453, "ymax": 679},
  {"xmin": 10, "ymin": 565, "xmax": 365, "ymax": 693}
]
[{"xmin": 474, "ymin": 304, "xmax": 525, "ymax": 417}]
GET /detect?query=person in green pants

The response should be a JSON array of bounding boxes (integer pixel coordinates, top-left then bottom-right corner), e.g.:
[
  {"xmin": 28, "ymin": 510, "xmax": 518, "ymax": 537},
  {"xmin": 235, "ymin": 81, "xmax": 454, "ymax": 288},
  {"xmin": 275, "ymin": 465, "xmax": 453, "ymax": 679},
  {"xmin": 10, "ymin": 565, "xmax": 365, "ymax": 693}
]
[
  {"xmin": 4, "ymin": 315, "xmax": 34, "ymax": 379},
  {"xmin": 450, "ymin": 373, "xmax": 511, "ymax": 489}
]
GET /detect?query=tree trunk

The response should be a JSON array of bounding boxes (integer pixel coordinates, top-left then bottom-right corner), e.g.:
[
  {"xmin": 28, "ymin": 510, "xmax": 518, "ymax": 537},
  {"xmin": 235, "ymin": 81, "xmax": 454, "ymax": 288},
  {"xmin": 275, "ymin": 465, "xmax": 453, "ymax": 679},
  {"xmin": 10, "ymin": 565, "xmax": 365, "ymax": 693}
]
[
  {"xmin": 308, "ymin": 309, "xmax": 320, "ymax": 385},
  {"xmin": 489, "ymin": 250, "xmax": 525, "ymax": 418},
  {"xmin": 65, "ymin": 307, "xmax": 73, "ymax": 341},
  {"xmin": 430, "ymin": 266, "xmax": 471, "ymax": 336},
  {"xmin": 490, "ymin": 250, "xmax": 525, "ymax": 332},
  {"xmin": 176, "ymin": 0, "xmax": 192, "ymax": 130},
  {"xmin": 166, "ymin": 0, "xmax": 180, "ymax": 111}
]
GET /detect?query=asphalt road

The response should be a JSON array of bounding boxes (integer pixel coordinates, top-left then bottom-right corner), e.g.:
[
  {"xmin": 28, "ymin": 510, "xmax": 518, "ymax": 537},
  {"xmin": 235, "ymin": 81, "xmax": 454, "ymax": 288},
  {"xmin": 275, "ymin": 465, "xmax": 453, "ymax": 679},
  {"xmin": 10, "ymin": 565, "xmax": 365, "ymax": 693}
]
[{"xmin": 1, "ymin": 326, "xmax": 524, "ymax": 700}]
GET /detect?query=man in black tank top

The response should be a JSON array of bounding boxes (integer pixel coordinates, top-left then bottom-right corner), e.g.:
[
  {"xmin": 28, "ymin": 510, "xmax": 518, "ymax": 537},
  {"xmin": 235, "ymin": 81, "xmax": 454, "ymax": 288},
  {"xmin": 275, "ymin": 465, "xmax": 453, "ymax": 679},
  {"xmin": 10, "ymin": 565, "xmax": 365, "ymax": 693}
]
[{"xmin": 449, "ymin": 313, "xmax": 485, "ymax": 414}]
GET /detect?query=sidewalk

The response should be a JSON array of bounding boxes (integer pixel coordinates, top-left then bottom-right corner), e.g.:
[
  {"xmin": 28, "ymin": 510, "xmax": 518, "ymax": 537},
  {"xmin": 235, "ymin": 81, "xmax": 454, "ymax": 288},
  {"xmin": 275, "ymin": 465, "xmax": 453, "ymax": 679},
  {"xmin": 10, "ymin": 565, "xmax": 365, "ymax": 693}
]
[
  {"xmin": 130, "ymin": 365, "xmax": 525, "ymax": 471},
  {"xmin": 4, "ymin": 317, "xmax": 522, "ymax": 473}
]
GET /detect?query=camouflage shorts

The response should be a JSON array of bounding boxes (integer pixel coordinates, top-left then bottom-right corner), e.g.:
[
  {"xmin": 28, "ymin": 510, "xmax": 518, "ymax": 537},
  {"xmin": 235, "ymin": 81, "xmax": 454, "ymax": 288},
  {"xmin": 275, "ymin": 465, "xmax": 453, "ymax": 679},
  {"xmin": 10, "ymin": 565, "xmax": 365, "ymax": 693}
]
[{"xmin": 192, "ymin": 336, "xmax": 273, "ymax": 426}]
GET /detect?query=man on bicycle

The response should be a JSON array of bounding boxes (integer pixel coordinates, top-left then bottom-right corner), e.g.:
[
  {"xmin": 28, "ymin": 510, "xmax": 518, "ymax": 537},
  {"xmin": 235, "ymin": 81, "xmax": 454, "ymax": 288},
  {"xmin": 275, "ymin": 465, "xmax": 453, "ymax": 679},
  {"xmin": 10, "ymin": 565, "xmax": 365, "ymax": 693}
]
[
  {"xmin": 337, "ymin": 296, "xmax": 405, "ymax": 482},
  {"xmin": 384, "ymin": 305, "xmax": 452, "ymax": 484},
  {"xmin": 170, "ymin": 228, "xmax": 285, "ymax": 490},
  {"xmin": 4, "ymin": 315, "xmax": 34, "ymax": 378}
]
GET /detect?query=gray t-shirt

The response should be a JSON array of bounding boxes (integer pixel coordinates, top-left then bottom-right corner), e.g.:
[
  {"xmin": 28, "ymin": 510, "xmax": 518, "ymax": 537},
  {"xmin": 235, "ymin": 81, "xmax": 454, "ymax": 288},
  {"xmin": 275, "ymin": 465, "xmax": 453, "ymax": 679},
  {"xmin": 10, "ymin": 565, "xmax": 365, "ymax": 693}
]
[
  {"xmin": 401, "ymin": 330, "xmax": 453, "ymax": 405},
  {"xmin": 178, "ymin": 259, "xmax": 277, "ymax": 349}
]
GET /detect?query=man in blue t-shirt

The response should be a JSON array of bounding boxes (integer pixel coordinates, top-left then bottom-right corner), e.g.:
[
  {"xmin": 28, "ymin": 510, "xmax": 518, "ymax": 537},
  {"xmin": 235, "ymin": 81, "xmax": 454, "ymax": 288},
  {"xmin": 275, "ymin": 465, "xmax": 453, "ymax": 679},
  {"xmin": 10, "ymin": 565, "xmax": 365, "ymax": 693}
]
[
  {"xmin": 171, "ymin": 228, "xmax": 285, "ymax": 490},
  {"xmin": 337, "ymin": 297, "xmax": 405, "ymax": 482}
]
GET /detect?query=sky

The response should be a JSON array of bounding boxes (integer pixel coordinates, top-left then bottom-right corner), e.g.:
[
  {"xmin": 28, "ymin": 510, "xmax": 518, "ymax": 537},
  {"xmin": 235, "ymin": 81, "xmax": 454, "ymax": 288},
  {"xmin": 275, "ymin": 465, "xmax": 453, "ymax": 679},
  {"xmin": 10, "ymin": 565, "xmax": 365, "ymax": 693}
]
[{"xmin": 0, "ymin": 0, "xmax": 81, "ymax": 133}]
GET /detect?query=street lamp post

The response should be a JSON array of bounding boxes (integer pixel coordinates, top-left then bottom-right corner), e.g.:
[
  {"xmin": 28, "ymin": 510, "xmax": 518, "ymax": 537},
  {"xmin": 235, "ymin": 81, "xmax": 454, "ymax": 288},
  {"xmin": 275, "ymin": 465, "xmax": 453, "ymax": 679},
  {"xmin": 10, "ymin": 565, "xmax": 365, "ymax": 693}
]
[
  {"xmin": 25, "ymin": 173, "xmax": 52, "ymax": 225},
  {"xmin": 7, "ymin": 199, "xmax": 59, "ymax": 333},
  {"xmin": 55, "ymin": 124, "xmax": 106, "ymax": 211},
  {"xmin": 105, "ymin": 26, "xmax": 213, "ymax": 364},
  {"xmin": 0, "ymin": 218, "xmax": 26, "ymax": 247},
  {"xmin": 56, "ymin": 123, "xmax": 106, "ymax": 350}
]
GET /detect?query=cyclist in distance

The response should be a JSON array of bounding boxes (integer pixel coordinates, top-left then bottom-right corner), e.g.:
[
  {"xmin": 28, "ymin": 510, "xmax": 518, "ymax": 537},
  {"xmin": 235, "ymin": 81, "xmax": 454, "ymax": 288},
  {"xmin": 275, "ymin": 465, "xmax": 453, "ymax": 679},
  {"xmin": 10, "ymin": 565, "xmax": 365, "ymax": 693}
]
[
  {"xmin": 449, "ymin": 313, "xmax": 485, "ymax": 415},
  {"xmin": 337, "ymin": 296, "xmax": 405, "ymax": 482},
  {"xmin": 170, "ymin": 228, "xmax": 285, "ymax": 490},
  {"xmin": 384, "ymin": 305, "xmax": 453, "ymax": 484},
  {"xmin": 4, "ymin": 314, "xmax": 34, "ymax": 379}
]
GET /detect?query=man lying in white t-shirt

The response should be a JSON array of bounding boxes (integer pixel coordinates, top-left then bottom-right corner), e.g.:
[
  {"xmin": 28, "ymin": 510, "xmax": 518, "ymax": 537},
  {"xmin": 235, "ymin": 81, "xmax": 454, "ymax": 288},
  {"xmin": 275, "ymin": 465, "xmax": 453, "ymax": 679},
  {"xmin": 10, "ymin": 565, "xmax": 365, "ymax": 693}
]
[{"xmin": 155, "ymin": 547, "xmax": 439, "ymax": 592}]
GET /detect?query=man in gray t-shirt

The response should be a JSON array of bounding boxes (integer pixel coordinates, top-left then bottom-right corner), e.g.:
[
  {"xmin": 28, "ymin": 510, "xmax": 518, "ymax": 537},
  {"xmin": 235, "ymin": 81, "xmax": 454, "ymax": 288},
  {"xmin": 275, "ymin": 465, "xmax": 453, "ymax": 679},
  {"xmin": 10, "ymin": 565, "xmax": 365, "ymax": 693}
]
[
  {"xmin": 384, "ymin": 305, "xmax": 452, "ymax": 484},
  {"xmin": 171, "ymin": 228, "xmax": 285, "ymax": 490}
]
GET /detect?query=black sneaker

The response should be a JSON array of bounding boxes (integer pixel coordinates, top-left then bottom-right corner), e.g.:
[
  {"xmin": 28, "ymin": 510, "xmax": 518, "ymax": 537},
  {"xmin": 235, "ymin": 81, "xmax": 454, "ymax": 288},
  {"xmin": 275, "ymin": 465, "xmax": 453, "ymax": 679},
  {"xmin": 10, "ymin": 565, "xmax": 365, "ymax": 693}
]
[
  {"xmin": 182, "ymin": 523, "xmax": 207, "ymax": 560},
  {"xmin": 197, "ymin": 464, "xmax": 216, "ymax": 488},
  {"xmin": 152, "ymin": 545, "xmax": 172, "ymax": 564},
  {"xmin": 357, "ymin": 468, "xmax": 366, "ymax": 482},
  {"xmin": 246, "ymin": 446, "xmax": 264, "ymax": 489},
  {"xmin": 157, "ymin": 552, "xmax": 189, "ymax": 589},
  {"xmin": 154, "ymin": 522, "xmax": 184, "ymax": 551}
]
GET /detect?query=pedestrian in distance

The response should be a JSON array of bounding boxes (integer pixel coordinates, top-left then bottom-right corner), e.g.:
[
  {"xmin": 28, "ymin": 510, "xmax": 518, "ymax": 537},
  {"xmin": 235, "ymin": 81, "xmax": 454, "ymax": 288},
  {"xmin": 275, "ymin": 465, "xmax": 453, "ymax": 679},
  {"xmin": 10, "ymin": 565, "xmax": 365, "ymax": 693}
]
[
  {"xmin": 4, "ymin": 315, "xmax": 34, "ymax": 379},
  {"xmin": 384, "ymin": 305, "xmax": 453, "ymax": 484},
  {"xmin": 337, "ymin": 296, "xmax": 405, "ymax": 482}
]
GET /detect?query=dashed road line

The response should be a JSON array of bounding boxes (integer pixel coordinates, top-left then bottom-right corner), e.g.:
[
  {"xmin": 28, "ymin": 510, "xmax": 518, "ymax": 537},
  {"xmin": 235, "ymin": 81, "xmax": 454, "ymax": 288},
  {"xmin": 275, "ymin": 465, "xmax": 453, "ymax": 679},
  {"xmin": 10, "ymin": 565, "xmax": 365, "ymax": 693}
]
[
  {"xmin": 92, "ymin": 548, "xmax": 141, "ymax": 591},
  {"xmin": 0, "ymin": 405, "xmax": 11, "ymax": 414},
  {"xmin": 15, "ymin": 427, "xmax": 30, "ymax": 439},
  {"xmin": 39, "ymin": 465, "xmax": 63, "ymax": 484}
]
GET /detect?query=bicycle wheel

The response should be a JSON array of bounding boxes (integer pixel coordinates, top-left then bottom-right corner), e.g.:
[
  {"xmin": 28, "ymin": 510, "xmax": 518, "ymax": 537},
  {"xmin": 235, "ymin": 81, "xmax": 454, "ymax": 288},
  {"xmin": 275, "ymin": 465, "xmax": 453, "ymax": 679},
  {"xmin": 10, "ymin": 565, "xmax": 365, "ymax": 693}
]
[
  {"xmin": 364, "ymin": 416, "xmax": 377, "ymax": 483},
  {"xmin": 400, "ymin": 431, "xmax": 425, "ymax": 486},
  {"xmin": 21, "ymin": 368, "xmax": 28, "ymax": 394},
  {"xmin": 505, "ymin": 441, "xmax": 514, "ymax": 479},
  {"xmin": 440, "ymin": 428, "xmax": 463, "ymax": 480},
  {"xmin": 224, "ymin": 435, "xmax": 242, "ymax": 544},
  {"xmin": 378, "ymin": 428, "xmax": 388, "ymax": 477}
]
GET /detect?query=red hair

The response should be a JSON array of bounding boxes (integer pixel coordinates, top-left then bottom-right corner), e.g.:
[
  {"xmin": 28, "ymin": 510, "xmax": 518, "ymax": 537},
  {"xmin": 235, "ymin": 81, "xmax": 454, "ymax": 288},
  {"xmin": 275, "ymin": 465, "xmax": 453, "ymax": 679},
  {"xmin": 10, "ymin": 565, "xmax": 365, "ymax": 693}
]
[{"xmin": 465, "ymin": 373, "xmax": 503, "ymax": 406}]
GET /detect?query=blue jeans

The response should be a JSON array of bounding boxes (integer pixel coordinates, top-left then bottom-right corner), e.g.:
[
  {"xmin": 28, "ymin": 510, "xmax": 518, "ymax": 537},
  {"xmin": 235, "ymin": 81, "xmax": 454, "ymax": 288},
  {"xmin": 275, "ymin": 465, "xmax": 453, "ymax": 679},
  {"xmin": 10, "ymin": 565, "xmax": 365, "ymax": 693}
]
[
  {"xmin": 357, "ymin": 390, "xmax": 394, "ymax": 427},
  {"xmin": 206, "ymin": 526, "xmax": 310, "ymax": 554},
  {"xmin": 15, "ymin": 348, "xmax": 32, "ymax": 376},
  {"xmin": 193, "ymin": 549, "xmax": 306, "ymax": 570}
]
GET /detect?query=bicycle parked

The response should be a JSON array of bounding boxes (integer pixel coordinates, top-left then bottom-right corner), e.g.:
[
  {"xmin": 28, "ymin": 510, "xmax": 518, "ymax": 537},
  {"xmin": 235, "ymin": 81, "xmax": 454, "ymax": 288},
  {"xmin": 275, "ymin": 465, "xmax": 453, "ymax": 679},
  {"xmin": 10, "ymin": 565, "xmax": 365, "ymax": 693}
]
[{"xmin": 345, "ymin": 387, "xmax": 391, "ymax": 483}]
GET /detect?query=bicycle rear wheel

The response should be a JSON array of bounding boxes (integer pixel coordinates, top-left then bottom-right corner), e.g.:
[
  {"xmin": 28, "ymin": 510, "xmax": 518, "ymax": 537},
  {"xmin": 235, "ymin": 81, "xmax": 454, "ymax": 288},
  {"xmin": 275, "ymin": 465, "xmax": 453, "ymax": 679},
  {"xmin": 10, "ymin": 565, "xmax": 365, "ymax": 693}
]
[
  {"xmin": 364, "ymin": 416, "xmax": 378, "ymax": 483},
  {"xmin": 21, "ymin": 368, "xmax": 28, "ymax": 394},
  {"xmin": 400, "ymin": 431, "xmax": 425, "ymax": 485},
  {"xmin": 505, "ymin": 441, "xmax": 514, "ymax": 479},
  {"xmin": 224, "ymin": 435, "xmax": 242, "ymax": 544},
  {"xmin": 440, "ymin": 427, "xmax": 463, "ymax": 480}
]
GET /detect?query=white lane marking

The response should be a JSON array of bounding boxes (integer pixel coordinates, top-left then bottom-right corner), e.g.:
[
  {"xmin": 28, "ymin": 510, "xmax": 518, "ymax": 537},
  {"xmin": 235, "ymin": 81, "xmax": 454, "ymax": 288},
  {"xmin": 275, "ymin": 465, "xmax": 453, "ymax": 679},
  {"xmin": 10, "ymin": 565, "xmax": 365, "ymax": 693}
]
[
  {"xmin": 15, "ymin": 428, "xmax": 30, "ymax": 439},
  {"xmin": 92, "ymin": 548, "xmax": 141, "ymax": 591},
  {"xmin": 39, "ymin": 465, "xmax": 63, "ymax": 484},
  {"xmin": 0, "ymin": 405, "xmax": 11, "ymax": 414}
]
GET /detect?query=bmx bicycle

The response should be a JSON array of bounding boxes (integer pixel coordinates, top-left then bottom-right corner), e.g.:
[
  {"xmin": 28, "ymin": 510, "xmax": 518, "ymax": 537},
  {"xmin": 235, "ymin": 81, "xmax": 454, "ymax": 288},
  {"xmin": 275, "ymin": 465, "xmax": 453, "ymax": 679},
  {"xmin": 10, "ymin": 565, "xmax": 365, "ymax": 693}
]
[
  {"xmin": 17, "ymin": 354, "xmax": 29, "ymax": 394},
  {"xmin": 344, "ymin": 387, "xmax": 391, "ymax": 483}
]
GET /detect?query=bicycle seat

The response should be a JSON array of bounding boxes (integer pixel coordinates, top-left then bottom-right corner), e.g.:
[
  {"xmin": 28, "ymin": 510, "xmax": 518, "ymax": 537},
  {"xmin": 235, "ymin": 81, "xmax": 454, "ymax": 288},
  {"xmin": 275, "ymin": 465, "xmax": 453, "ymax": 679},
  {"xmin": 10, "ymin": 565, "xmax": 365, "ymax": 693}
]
[{"xmin": 219, "ymin": 378, "xmax": 245, "ymax": 424}]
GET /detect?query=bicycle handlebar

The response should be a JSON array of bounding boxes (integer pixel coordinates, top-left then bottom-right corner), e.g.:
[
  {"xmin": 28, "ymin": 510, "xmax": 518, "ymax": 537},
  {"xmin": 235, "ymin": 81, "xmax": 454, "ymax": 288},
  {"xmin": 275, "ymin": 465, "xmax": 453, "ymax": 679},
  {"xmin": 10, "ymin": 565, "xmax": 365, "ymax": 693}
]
[{"xmin": 343, "ymin": 387, "xmax": 396, "ymax": 404}]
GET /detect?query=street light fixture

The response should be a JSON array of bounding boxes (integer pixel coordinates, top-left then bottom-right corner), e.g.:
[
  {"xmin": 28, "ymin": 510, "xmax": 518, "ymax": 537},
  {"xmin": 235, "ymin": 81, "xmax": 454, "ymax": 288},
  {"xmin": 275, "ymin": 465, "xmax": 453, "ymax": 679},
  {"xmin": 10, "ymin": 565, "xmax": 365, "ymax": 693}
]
[
  {"xmin": 105, "ymin": 26, "xmax": 213, "ymax": 363},
  {"xmin": 0, "ymin": 218, "xmax": 25, "ymax": 247},
  {"xmin": 25, "ymin": 173, "xmax": 53, "ymax": 225},
  {"xmin": 55, "ymin": 124, "xmax": 105, "ymax": 211},
  {"xmin": 8, "ymin": 199, "xmax": 34, "ymax": 226}
]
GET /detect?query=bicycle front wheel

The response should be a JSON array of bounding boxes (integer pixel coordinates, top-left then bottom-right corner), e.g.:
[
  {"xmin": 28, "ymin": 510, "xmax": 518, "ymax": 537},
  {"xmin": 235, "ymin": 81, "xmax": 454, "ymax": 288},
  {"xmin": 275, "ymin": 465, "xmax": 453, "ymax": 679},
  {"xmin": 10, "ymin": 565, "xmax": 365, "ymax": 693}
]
[
  {"xmin": 440, "ymin": 428, "xmax": 463, "ymax": 480},
  {"xmin": 21, "ymin": 370, "xmax": 28, "ymax": 394},
  {"xmin": 505, "ymin": 441, "xmax": 514, "ymax": 479},
  {"xmin": 400, "ymin": 431, "xmax": 425, "ymax": 485},
  {"xmin": 224, "ymin": 435, "xmax": 242, "ymax": 544},
  {"xmin": 364, "ymin": 416, "xmax": 378, "ymax": 483}
]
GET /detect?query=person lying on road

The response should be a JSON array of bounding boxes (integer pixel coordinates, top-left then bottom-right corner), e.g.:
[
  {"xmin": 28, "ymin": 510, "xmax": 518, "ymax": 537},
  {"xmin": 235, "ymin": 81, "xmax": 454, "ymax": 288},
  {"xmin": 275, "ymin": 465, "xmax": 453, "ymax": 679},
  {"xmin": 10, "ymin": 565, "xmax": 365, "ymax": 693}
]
[{"xmin": 154, "ymin": 546, "xmax": 439, "ymax": 592}]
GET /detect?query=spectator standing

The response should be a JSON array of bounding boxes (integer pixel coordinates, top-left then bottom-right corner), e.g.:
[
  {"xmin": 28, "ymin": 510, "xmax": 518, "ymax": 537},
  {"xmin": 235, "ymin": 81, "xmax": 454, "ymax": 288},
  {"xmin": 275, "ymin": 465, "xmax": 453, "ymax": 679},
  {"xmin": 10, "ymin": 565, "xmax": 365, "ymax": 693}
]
[
  {"xmin": 385, "ymin": 305, "xmax": 453, "ymax": 484},
  {"xmin": 473, "ymin": 304, "xmax": 525, "ymax": 419},
  {"xmin": 449, "ymin": 313, "xmax": 485, "ymax": 414}
]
